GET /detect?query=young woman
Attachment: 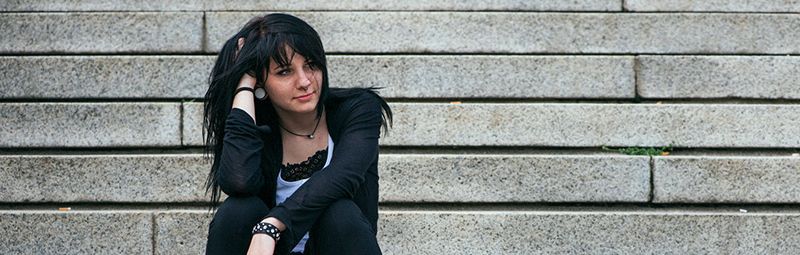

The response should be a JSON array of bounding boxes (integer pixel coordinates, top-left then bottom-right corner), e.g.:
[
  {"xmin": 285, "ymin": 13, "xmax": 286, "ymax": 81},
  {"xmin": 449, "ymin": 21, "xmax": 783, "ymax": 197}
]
[{"xmin": 203, "ymin": 13, "xmax": 391, "ymax": 255}]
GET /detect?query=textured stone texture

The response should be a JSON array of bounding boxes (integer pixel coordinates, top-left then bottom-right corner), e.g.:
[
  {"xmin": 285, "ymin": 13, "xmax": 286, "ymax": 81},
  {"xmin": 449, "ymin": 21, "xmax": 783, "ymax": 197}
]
[
  {"xmin": 0, "ymin": 0, "xmax": 620, "ymax": 11},
  {"xmin": 151, "ymin": 210, "xmax": 800, "ymax": 254},
  {"xmin": 329, "ymin": 56, "xmax": 634, "ymax": 98},
  {"xmin": 0, "ymin": 103, "xmax": 181, "ymax": 147},
  {"xmin": 384, "ymin": 103, "xmax": 800, "ymax": 148},
  {"xmin": 155, "ymin": 211, "xmax": 214, "ymax": 255},
  {"xmin": 626, "ymin": 0, "xmax": 800, "ymax": 12},
  {"xmin": 380, "ymin": 154, "xmax": 650, "ymax": 202},
  {"xmin": 638, "ymin": 56, "xmax": 800, "ymax": 99},
  {"xmin": 207, "ymin": 12, "xmax": 800, "ymax": 54},
  {"xmin": 0, "ymin": 211, "xmax": 152, "ymax": 254},
  {"xmin": 0, "ymin": 55, "xmax": 632, "ymax": 99},
  {"xmin": 0, "ymin": 155, "xmax": 211, "ymax": 202},
  {"xmin": 654, "ymin": 156, "xmax": 800, "ymax": 203},
  {"xmin": 0, "ymin": 12, "xmax": 202, "ymax": 53},
  {"xmin": 0, "ymin": 153, "xmax": 650, "ymax": 203},
  {"xmin": 0, "ymin": 56, "xmax": 212, "ymax": 99},
  {"xmin": 380, "ymin": 211, "xmax": 800, "ymax": 254},
  {"xmin": 184, "ymin": 103, "xmax": 800, "ymax": 147},
  {"xmin": 183, "ymin": 102, "xmax": 205, "ymax": 146}
]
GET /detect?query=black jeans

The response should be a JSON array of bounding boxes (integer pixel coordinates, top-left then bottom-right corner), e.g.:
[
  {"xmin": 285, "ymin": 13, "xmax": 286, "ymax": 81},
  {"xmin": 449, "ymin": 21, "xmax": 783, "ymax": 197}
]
[{"xmin": 206, "ymin": 196, "xmax": 381, "ymax": 255}]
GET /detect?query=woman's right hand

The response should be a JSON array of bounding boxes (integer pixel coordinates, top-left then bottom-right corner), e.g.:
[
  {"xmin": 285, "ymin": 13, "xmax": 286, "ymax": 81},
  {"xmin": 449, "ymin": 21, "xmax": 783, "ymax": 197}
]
[
  {"xmin": 246, "ymin": 234, "xmax": 276, "ymax": 255},
  {"xmin": 236, "ymin": 37, "xmax": 257, "ymax": 89}
]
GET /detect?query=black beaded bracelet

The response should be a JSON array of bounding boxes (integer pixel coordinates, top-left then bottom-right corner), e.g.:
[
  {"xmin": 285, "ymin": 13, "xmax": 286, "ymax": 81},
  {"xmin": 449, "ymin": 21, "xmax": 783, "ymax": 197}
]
[{"xmin": 252, "ymin": 222, "xmax": 281, "ymax": 241}]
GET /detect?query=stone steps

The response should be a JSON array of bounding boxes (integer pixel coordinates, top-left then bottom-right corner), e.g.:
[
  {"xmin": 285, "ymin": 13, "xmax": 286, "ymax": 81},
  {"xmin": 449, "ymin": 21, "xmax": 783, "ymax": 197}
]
[
  {"xmin": 5, "ymin": 55, "xmax": 800, "ymax": 99},
  {"xmin": 3, "ymin": 1, "xmax": 800, "ymax": 254},
  {"xmin": 2, "ymin": 154, "xmax": 799, "ymax": 204},
  {"xmin": 4, "ymin": 12, "xmax": 800, "ymax": 54},
  {"xmin": 3, "ymin": 102, "xmax": 798, "ymax": 148},
  {"xmin": 3, "ymin": 209, "xmax": 800, "ymax": 254}
]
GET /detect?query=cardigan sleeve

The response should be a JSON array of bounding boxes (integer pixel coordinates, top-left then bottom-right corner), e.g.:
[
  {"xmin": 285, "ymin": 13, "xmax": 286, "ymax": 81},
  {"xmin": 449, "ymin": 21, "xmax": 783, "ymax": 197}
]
[
  {"xmin": 267, "ymin": 92, "xmax": 383, "ymax": 248},
  {"xmin": 215, "ymin": 107, "xmax": 270, "ymax": 197}
]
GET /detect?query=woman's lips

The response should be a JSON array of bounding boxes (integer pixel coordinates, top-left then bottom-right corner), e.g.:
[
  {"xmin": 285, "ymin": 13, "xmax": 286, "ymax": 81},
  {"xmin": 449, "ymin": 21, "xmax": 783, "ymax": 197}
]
[{"xmin": 294, "ymin": 92, "xmax": 314, "ymax": 101}]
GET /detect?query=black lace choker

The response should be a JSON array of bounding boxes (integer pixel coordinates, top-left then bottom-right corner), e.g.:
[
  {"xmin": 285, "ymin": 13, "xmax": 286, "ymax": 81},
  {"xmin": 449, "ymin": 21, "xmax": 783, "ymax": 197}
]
[{"xmin": 279, "ymin": 116, "xmax": 321, "ymax": 139}]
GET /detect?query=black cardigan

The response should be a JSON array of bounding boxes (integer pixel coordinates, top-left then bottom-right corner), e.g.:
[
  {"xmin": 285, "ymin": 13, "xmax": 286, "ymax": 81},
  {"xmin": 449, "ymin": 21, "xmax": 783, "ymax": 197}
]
[{"xmin": 216, "ymin": 88, "xmax": 385, "ymax": 254}]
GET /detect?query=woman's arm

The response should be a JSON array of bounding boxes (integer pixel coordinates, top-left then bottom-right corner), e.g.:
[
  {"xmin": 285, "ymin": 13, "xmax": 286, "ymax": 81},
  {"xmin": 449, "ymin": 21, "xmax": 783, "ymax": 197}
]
[
  {"xmin": 263, "ymin": 92, "xmax": 384, "ymax": 246},
  {"xmin": 215, "ymin": 75, "xmax": 267, "ymax": 196}
]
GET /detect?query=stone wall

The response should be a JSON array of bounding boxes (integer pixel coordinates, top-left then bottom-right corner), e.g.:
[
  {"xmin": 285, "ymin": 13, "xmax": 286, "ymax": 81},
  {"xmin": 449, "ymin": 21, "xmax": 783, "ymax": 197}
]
[{"xmin": 1, "ymin": 1, "xmax": 799, "ymax": 254}]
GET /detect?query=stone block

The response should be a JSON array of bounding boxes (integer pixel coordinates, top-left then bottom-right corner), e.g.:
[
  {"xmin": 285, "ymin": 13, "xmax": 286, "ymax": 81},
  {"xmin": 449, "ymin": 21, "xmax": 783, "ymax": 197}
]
[
  {"xmin": 329, "ymin": 55, "xmax": 634, "ymax": 98},
  {"xmin": 0, "ymin": 56, "xmax": 212, "ymax": 99},
  {"xmin": 0, "ymin": 155, "xmax": 212, "ymax": 202},
  {"xmin": 638, "ymin": 56, "xmax": 800, "ymax": 99},
  {"xmin": 380, "ymin": 154, "xmax": 650, "ymax": 202},
  {"xmin": 0, "ymin": 103, "xmax": 181, "ymax": 147},
  {"xmin": 0, "ymin": 0, "xmax": 620, "ymax": 11},
  {"xmin": 0, "ymin": 211, "xmax": 152, "ymax": 254},
  {"xmin": 0, "ymin": 55, "xmax": 633, "ymax": 99},
  {"xmin": 379, "ymin": 211, "xmax": 800, "ymax": 254},
  {"xmin": 153, "ymin": 210, "xmax": 800, "ymax": 254},
  {"xmin": 207, "ymin": 12, "xmax": 800, "ymax": 54},
  {"xmin": 626, "ymin": 0, "xmax": 800, "ymax": 12},
  {"xmin": 385, "ymin": 103, "xmax": 800, "ymax": 147},
  {"xmin": 0, "ymin": 12, "xmax": 202, "ymax": 53},
  {"xmin": 183, "ymin": 102, "xmax": 205, "ymax": 146},
  {"xmin": 155, "ymin": 211, "xmax": 214, "ymax": 255},
  {"xmin": 0, "ymin": 153, "xmax": 649, "ymax": 203},
  {"xmin": 185, "ymin": 103, "xmax": 800, "ymax": 148},
  {"xmin": 654, "ymin": 156, "xmax": 800, "ymax": 203}
]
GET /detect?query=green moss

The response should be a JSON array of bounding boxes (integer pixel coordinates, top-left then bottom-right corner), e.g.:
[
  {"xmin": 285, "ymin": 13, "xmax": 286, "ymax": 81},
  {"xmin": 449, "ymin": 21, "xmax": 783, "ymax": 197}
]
[{"xmin": 602, "ymin": 143, "xmax": 674, "ymax": 156}]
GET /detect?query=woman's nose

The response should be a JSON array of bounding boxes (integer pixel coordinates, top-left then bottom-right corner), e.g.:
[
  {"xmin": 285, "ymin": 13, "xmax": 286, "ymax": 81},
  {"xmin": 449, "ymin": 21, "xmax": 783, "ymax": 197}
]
[{"xmin": 297, "ymin": 69, "xmax": 312, "ymax": 88}]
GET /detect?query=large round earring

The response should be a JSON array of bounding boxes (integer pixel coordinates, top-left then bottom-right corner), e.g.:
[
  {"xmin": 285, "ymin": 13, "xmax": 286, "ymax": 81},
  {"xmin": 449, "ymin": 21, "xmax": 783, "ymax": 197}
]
[{"xmin": 254, "ymin": 87, "xmax": 268, "ymax": 100}]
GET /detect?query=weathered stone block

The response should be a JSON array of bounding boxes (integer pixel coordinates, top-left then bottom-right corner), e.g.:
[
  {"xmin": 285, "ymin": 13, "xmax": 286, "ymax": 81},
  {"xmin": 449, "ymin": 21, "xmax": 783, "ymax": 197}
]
[
  {"xmin": 0, "ymin": 12, "xmax": 202, "ymax": 53},
  {"xmin": 155, "ymin": 211, "xmax": 214, "ymax": 255},
  {"xmin": 0, "ymin": 56, "xmax": 212, "ymax": 99},
  {"xmin": 638, "ymin": 56, "xmax": 800, "ymax": 99},
  {"xmin": 0, "ymin": 155, "xmax": 211, "ymax": 202},
  {"xmin": 380, "ymin": 211, "xmax": 800, "ymax": 254},
  {"xmin": 183, "ymin": 102, "xmax": 205, "ymax": 146},
  {"xmin": 154, "ymin": 210, "xmax": 800, "ymax": 254},
  {"xmin": 329, "ymin": 56, "xmax": 634, "ymax": 98},
  {"xmin": 380, "ymin": 154, "xmax": 650, "ymax": 202},
  {"xmin": 0, "ymin": 0, "xmax": 620, "ymax": 11},
  {"xmin": 207, "ymin": 12, "xmax": 800, "ymax": 54},
  {"xmin": 654, "ymin": 156, "xmax": 800, "ymax": 203},
  {"xmin": 0, "ymin": 153, "xmax": 649, "ymax": 203},
  {"xmin": 0, "ymin": 211, "xmax": 152, "ymax": 254},
  {"xmin": 0, "ymin": 55, "xmax": 633, "ymax": 99},
  {"xmin": 626, "ymin": 0, "xmax": 800, "ymax": 12},
  {"xmin": 385, "ymin": 103, "xmax": 800, "ymax": 147},
  {"xmin": 0, "ymin": 103, "xmax": 181, "ymax": 147},
  {"xmin": 184, "ymin": 103, "xmax": 800, "ymax": 147}
]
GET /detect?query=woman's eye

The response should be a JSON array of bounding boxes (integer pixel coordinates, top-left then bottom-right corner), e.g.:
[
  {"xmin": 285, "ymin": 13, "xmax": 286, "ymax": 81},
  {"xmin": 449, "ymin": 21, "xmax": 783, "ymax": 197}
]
[{"xmin": 276, "ymin": 69, "xmax": 289, "ymax": 75}]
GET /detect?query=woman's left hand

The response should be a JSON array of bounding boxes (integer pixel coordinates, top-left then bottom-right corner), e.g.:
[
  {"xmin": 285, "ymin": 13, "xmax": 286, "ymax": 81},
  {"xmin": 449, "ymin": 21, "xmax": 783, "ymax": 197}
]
[{"xmin": 246, "ymin": 234, "xmax": 276, "ymax": 255}]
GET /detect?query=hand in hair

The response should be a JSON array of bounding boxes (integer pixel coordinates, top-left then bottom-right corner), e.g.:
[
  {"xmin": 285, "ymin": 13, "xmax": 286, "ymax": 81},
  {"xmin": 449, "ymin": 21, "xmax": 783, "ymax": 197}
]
[{"xmin": 236, "ymin": 37, "xmax": 257, "ymax": 89}]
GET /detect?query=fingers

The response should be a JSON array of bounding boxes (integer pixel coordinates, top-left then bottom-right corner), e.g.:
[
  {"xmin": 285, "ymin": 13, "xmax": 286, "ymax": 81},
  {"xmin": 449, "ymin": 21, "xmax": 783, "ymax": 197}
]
[{"xmin": 235, "ymin": 37, "xmax": 245, "ymax": 60}]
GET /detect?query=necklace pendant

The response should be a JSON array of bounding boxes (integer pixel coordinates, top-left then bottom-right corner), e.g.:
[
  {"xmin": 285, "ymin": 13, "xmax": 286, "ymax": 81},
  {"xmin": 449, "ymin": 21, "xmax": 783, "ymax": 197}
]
[{"xmin": 308, "ymin": 134, "xmax": 315, "ymax": 139}]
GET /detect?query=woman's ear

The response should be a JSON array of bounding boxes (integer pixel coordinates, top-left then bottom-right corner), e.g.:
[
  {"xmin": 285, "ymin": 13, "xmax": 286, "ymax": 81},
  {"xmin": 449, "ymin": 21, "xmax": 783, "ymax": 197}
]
[{"xmin": 237, "ymin": 37, "xmax": 245, "ymax": 51}]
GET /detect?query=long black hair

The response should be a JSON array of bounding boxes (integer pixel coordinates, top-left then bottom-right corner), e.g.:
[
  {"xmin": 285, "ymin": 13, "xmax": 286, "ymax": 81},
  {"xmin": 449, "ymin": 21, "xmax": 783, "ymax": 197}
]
[{"xmin": 203, "ymin": 13, "xmax": 331, "ymax": 208}]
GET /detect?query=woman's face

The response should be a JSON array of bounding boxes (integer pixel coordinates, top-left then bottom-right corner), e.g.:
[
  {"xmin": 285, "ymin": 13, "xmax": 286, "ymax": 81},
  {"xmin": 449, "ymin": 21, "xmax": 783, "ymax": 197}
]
[{"xmin": 264, "ymin": 48, "xmax": 323, "ymax": 117}]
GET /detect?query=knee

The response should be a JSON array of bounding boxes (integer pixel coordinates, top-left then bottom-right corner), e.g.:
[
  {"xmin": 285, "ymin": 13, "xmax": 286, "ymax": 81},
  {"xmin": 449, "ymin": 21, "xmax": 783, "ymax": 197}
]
[
  {"xmin": 316, "ymin": 199, "xmax": 373, "ymax": 235},
  {"xmin": 210, "ymin": 196, "xmax": 269, "ymax": 229}
]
